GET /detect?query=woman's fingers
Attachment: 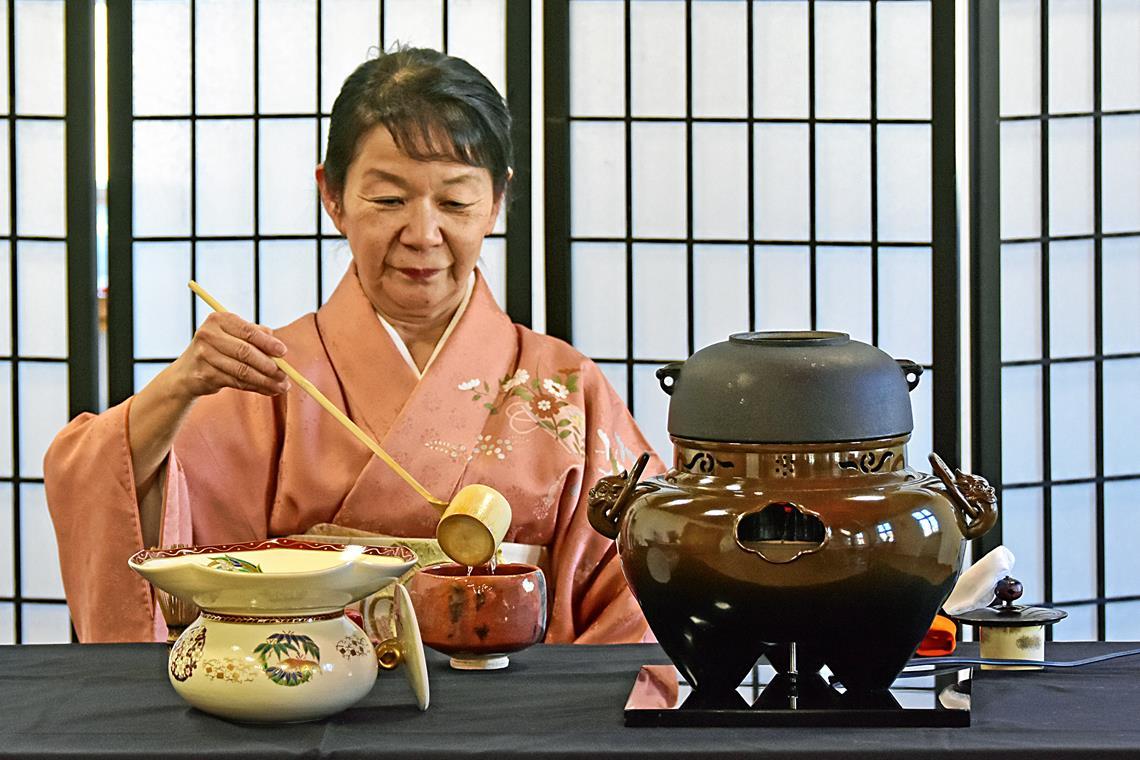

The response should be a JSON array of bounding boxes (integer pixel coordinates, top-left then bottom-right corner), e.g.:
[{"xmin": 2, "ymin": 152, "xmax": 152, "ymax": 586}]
[
  {"xmin": 181, "ymin": 313, "xmax": 292, "ymax": 397},
  {"xmin": 199, "ymin": 351, "xmax": 291, "ymax": 396}
]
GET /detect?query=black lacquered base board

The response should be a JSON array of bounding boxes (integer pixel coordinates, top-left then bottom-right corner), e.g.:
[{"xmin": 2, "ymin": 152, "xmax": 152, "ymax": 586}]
[{"xmin": 624, "ymin": 664, "xmax": 971, "ymax": 727}]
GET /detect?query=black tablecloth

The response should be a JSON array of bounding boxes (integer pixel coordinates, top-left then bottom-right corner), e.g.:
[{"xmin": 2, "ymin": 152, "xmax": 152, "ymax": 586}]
[{"xmin": 2, "ymin": 641, "xmax": 1139, "ymax": 758}]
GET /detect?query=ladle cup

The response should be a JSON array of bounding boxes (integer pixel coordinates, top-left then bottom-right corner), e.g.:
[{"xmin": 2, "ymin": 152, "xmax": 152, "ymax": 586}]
[{"xmin": 187, "ymin": 280, "xmax": 511, "ymax": 566}]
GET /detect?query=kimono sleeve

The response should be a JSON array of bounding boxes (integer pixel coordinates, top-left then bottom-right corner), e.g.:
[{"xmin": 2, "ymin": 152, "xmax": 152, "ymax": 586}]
[
  {"xmin": 544, "ymin": 359, "xmax": 666, "ymax": 644},
  {"xmin": 43, "ymin": 388, "xmax": 283, "ymax": 642}
]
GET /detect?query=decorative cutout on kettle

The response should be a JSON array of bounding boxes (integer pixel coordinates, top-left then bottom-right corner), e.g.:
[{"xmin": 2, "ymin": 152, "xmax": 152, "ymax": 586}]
[
  {"xmin": 838, "ymin": 450, "xmax": 895, "ymax": 474},
  {"xmin": 735, "ymin": 502, "xmax": 829, "ymax": 563},
  {"xmin": 681, "ymin": 451, "xmax": 735, "ymax": 475}
]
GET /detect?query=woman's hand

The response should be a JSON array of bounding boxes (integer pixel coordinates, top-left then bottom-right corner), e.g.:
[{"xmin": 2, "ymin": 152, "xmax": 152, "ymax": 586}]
[{"xmin": 167, "ymin": 312, "xmax": 291, "ymax": 399}]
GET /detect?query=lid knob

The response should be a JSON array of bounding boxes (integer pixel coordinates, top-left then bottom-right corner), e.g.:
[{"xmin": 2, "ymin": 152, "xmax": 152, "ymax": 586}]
[{"xmin": 994, "ymin": 576, "xmax": 1024, "ymax": 607}]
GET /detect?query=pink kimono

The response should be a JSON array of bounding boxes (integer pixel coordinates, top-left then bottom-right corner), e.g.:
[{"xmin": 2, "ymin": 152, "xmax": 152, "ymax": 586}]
[{"xmin": 45, "ymin": 266, "xmax": 663, "ymax": 643}]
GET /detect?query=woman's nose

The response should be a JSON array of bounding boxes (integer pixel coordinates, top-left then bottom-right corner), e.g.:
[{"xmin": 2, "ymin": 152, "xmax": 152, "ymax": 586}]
[{"xmin": 400, "ymin": 201, "xmax": 444, "ymax": 250}]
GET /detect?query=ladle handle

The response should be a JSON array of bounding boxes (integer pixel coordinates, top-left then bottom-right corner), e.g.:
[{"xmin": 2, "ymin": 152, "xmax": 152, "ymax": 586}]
[{"xmin": 188, "ymin": 280, "xmax": 448, "ymax": 510}]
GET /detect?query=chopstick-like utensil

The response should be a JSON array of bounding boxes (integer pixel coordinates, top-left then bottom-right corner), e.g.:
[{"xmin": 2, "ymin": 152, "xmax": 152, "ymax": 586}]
[{"xmin": 188, "ymin": 280, "xmax": 449, "ymax": 509}]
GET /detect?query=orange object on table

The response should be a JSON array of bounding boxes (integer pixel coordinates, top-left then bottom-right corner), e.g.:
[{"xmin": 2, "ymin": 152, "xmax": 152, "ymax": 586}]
[{"xmin": 916, "ymin": 613, "xmax": 957, "ymax": 656}]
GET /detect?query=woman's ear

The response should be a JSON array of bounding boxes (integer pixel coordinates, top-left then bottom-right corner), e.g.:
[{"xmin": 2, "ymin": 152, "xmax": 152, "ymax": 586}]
[{"xmin": 315, "ymin": 164, "xmax": 345, "ymax": 233}]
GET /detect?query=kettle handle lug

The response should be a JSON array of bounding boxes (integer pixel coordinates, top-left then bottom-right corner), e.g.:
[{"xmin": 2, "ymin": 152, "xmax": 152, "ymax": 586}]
[
  {"xmin": 929, "ymin": 452, "xmax": 999, "ymax": 540},
  {"xmin": 896, "ymin": 359, "xmax": 923, "ymax": 392},
  {"xmin": 587, "ymin": 452, "xmax": 653, "ymax": 540},
  {"xmin": 656, "ymin": 363, "xmax": 683, "ymax": 396}
]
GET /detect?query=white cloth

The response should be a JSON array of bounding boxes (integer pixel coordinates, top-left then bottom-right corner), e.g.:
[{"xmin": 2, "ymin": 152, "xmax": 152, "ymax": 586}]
[
  {"xmin": 943, "ymin": 545, "xmax": 1017, "ymax": 615},
  {"xmin": 376, "ymin": 272, "xmax": 477, "ymax": 379}
]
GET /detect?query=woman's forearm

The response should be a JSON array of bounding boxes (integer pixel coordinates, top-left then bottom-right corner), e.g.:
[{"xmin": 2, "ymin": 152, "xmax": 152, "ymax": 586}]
[{"xmin": 127, "ymin": 365, "xmax": 197, "ymax": 546}]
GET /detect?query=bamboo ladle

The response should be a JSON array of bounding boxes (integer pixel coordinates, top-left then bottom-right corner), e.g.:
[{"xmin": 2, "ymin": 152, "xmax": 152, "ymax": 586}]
[{"xmin": 188, "ymin": 281, "xmax": 511, "ymax": 567}]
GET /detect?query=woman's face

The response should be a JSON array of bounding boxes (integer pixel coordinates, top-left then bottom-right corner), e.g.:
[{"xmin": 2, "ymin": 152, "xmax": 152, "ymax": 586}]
[{"xmin": 317, "ymin": 125, "xmax": 503, "ymax": 322}]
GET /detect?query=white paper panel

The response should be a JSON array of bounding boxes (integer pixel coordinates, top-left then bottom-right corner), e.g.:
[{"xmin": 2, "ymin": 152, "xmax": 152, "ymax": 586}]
[
  {"xmin": 17, "ymin": 362, "xmax": 67, "ymax": 479},
  {"xmin": 632, "ymin": 244, "xmax": 687, "ymax": 359},
  {"xmin": 1107, "ymin": 601, "xmax": 1140, "ymax": 641},
  {"xmin": 1048, "ymin": 0, "xmax": 1093, "ymax": 114},
  {"xmin": 0, "ymin": 603, "xmax": 12, "ymax": 645},
  {"xmin": 1102, "ymin": 237, "xmax": 1140, "ymax": 354},
  {"xmin": 16, "ymin": 242, "xmax": 66, "ymax": 358},
  {"xmin": 814, "ymin": 1, "xmax": 869, "ymax": 119},
  {"xmin": 815, "ymin": 125, "xmax": 871, "ymax": 241},
  {"xmin": 877, "ymin": 125, "xmax": 931, "ymax": 242},
  {"xmin": 133, "ymin": 361, "xmax": 170, "ymax": 393},
  {"xmin": 570, "ymin": 0, "xmax": 624, "ymax": 117},
  {"xmin": 630, "ymin": 0, "xmax": 686, "ymax": 117},
  {"xmin": 1000, "ymin": 243, "xmax": 1042, "ymax": 362},
  {"xmin": 132, "ymin": 0, "xmax": 190, "ymax": 116},
  {"xmin": 754, "ymin": 1, "xmax": 808, "ymax": 118},
  {"xmin": 321, "ymin": 1, "xmax": 378, "ymax": 114},
  {"xmin": 321, "ymin": 239, "xmax": 353, "ymax": 305},
  {"xmin": 909, "ymin": 365, "xmax": 932, "ymax": 471},
  {"xmin": 0, "ymin": 484, "xmax": 11, "ymax": 595},
  {"xmin": 196, "ymin": 119, "xmax": 254, "ymax": 236},
  {"xmin": 631, "ymin": 122, "xmax": 686, "ymax": 239},
  {"xmin": 692, "ymin": 123, "xmax": 748, "ymax": 240},
  {"xmin": 999, "ymin": 0, "xmax": 1041, "ymax": 117},
  {"xmin": 133, "ymin": 121, "xmax": 192, "ymax": 237},
  {"xmin": 1105, "ymin": 479, "xmax": 1140, "ymax": 598},
  {"xmin": 1001, "ymin": 365, "xmax": 1044, "ymax": 483},
  {"xmin": 754, "ymin": 245, "xmax": 810, "ymax": 330},
  {"xmin": 1048, "ymin": 117, "xmax": 1094, "ymax": 237},
  {"xmin": 258, "ymin": 240, "xmax": 318, "ymax": 328},
  {"xmin": 0, "ymin": 2, "xmax": 8, "ymax": 114},
  {"xmin": 133, "ymin": 242, "xmax": 192, "ymax": 358},
  {"xmin": 754, "ymin": 124, "xmax": 809, "ymax": 240},
  {"xmin": 194, "ymin": 241, "xmax": 255, "ymax": 328},
  {"xmin": 598, "ymin": 362, "xmax": 628, "ymax": 408},
  {"xmin": 1050, "ymin": 361, "xmax": 1096, "ymax": 481},
  {"xmin": 876, "ymin": 1, "xmax": 930, "ymax": 120},
  {"xmin": 16, "ymin": 121, "xmax": 65, "ymax": 238},
  {"xmin": 816, "ymin": 247, "xmax": 871, "ymax": 344},
  {"xmin": 384, "ymin": 0, "xmax": 443, "ymax": 50},
  {"xmin": 1051, "ymin": 483, "xmax": 1098, "ymax": 602},
  {"xmin": 1001, "ymin": 487, "xmax": 1046, "ymax": 604},
  {"xmin": 1047, "ymin": 240, "xmax": 1094, "ymax": 358},
  {"xmin": 999, "ymin": 120, "xmax": 1041, "ymax": 239},
  {"xmin": 1103, "ymin": 358, "xmax": 1140, "ymax": 477},
  {"xmin": 693, "ymin": 245, "xmax": 748, "ymax": 351},
  {"xmin": 259, "ymin": 119, "xmax": 318, "ymax": 235},
  {"xmin": 1053, "ymin": 605, "xmax": 1098, "ymax": 641},
  {"xmin": 570, "ymin": 122, "xmax": 625, "ymax": 237},
  {"xmin": 480, "ymin": 236, "xmax": 506, "ymax": 309},
  {"xmin": 259, "ymin": 0, "xmax": 317, "ymax": 114},
  {"xmin": 571, "ymin": 243, "xmax": 627, "ymax": 358},
  {"xmin": 20, "ymin": 603, "xmax": 71, "ymax": 645},
  {"xmin": 1102, "ymin": 0, "xmax": 1140, "ymax": 111},
  {"xmin": 15, "ymin": 0, "xmax": 64, "ymax": 116},
  {"xmin": 1102, "ymin": 116, "xmax": 1140, "ymax": 234},
  {"xmin": 0, "ymin": 242, "xmax": 8, "ymax": 357},
  {"xmin": 633, "ymin": 364, "xmax": 671, "ymax": 463},
  {"xmin": 691, "ymin": 1, "xmax": 747, "ymax": 118},
  {"xmin": 19, "ymin": 484, "xmax": 63, "ymax": 598},
  {"xmin": 0, "ymin": 121, "xmax": 9, "ymax": 236},
  {"xmin": 447, "ymin": 0, "xmax": 506, "ymax": 98},
  {"xmin": 196, "ymin": 0, "xmax": 254, "ymax": 115},
  {"xmin": 0, "ymin": 363, "xmax": 11, "ymax": 477},
  {"xmin": 877, "ymin": 247, "xmax": 932, "ymax": 366}
]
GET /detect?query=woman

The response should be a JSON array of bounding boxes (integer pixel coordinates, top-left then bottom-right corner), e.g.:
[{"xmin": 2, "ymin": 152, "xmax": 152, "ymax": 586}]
[{"xmin": 45, "ymin": 48, "xmax": 662, "ymax": 643}]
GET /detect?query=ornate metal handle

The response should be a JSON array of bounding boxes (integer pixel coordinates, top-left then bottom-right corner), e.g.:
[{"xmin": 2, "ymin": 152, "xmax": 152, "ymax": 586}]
[
  {"xmin": 929, "ymin": 452, "xmax": 999, "ymax": 540},
  {"xmin": 587, "ymin": 452, "xmax": 653, "ymax": 540}
]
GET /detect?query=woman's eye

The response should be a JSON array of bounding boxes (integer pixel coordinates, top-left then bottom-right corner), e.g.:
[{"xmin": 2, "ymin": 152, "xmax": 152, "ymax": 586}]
[
  {"xmin": 442, "ymin": 200, "xmax": 474, "ymax": 210},
  {"xmin": 370, "ymin": 197, "xmax": 403, "ymax": 207}
]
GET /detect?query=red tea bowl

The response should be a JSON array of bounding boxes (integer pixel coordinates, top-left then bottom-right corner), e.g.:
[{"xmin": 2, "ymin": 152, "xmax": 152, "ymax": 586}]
[{"xmin": 406, "ymin": 562, "xmax": 547, "ymax": 670}]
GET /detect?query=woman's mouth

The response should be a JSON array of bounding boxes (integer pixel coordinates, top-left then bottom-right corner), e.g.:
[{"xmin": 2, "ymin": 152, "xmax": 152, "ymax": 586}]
[{"xmin": 397, "ymin": 268, "xmax": 443, "ymax": 282}]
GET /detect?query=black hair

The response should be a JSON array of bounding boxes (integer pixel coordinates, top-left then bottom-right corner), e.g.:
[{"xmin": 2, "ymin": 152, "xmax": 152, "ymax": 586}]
[{"xmin": 323, "ymin": 47, "xmax": 513, "ymax": 200}]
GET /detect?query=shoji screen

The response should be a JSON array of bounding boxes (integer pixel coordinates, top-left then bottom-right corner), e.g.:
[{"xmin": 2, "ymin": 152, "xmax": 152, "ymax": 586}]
[
  {"xmin": 974, "ymin": 0, "xmax": 1140, "ymax": 641},
  {"xmin": 547, "ymin": 0, "xmax": 958, "ymax": 466},
  {"xmin": 107, "ymin": 0, "xmax": 529, "ymax": 404},
  {"xmin": 0, "ymin": 1, "xmax": 98, "ymax": 644}
]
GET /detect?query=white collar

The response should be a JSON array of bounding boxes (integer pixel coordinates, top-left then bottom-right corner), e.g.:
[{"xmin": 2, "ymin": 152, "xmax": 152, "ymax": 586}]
[{"xmin": 375, "ymin": 271, "xmax": 477, "ymax": 380}]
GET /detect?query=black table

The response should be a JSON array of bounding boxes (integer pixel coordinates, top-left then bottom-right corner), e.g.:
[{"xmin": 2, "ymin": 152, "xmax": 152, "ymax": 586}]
[{"xmin": 2, "ymin": 641, "xmax": 1138, "ymax": 758}]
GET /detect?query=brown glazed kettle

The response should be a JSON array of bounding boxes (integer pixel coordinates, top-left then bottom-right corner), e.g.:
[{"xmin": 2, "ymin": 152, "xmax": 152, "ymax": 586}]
[{"xmin": 588, "ymin": 331, "xmax": 997, "ymax": 695}]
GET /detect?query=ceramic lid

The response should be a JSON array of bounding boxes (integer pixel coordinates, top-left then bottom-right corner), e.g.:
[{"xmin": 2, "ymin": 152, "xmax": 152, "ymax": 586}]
[{"xmin": 655, "ymin": 331, "xmax": 922, "ymax": 444}]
